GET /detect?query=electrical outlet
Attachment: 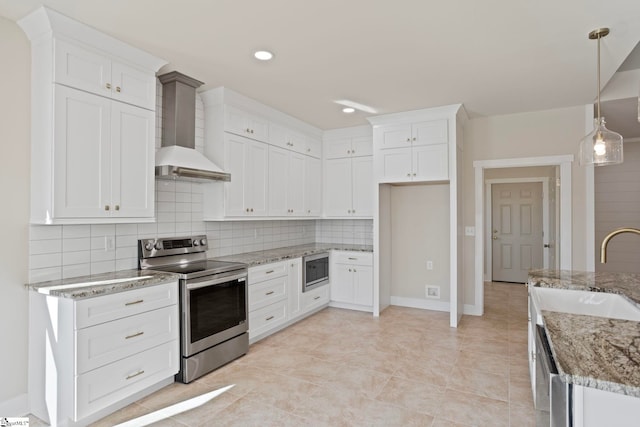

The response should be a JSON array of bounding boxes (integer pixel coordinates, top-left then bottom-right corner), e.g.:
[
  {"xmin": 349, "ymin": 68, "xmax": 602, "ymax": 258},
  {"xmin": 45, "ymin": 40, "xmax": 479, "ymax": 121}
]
[
  {"xmin": 426, "ymin": 285, "xmax": 440, "ymax": 299},
  {"xmin": 465, "ymin": 226, "xmax": 475, "ymax": 236},
  {"xmin": 104, "ymin": 236, "xmax": 114, "ymax": 251},
  {"xmin": 427, "ymin": 260, "xmax": 433, "ymax": 270}
]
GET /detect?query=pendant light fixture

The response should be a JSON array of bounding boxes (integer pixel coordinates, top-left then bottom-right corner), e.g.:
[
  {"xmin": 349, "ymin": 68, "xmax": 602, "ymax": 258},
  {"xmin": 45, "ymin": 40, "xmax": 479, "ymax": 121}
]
[{"xmin": 579, "ymin": 28, "xmax": 624, "ymax": 166}]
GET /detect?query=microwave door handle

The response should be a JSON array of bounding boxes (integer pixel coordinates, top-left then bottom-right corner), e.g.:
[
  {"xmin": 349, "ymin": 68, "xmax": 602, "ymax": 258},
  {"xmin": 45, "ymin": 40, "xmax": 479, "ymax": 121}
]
[{"xmin": 186, "ymin": 273, "xmax": 247, "ymax": 290}]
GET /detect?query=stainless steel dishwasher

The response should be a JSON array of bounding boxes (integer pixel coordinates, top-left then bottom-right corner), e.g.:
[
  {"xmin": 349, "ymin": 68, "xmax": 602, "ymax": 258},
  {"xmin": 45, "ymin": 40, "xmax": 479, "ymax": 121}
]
[{"xmin": 535, "ymin": 325, "xmax": 572, "ymax": 427}]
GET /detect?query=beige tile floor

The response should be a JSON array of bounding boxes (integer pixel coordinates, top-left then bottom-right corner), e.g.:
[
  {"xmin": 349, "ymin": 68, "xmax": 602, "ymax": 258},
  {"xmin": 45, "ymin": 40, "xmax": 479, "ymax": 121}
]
[{"xmin": 33, "ymin": 281, "xmax": 534, "ymax": 427}]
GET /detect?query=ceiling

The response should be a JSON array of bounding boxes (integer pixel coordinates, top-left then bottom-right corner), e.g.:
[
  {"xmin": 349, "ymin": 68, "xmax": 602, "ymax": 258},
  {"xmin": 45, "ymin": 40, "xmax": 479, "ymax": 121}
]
[{"xmin": 1, "ymin": 0, "xmax": 640, "ymax": 130}]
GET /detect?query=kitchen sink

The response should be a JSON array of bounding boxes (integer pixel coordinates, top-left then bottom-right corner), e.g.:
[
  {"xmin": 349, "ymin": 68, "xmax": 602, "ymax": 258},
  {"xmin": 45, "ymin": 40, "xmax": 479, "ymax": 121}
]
[
  {"xmin": 38, "ymin": 276, "xmax": 153, "ymax": 295},
  {"xmin": 531, "ymin": 287, "xmax": 640, "ymax": 323}
]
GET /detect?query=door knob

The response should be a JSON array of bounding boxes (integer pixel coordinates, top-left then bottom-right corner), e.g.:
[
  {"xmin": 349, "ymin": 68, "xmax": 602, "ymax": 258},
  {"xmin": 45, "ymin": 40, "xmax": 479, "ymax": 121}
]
[
  {"xmin": 544, "ymin": 243, "xmax": 551, "ymax": 248},
  {"xmin": 492, "ymin": 236, "xmax": 498, "ymax": 240}
]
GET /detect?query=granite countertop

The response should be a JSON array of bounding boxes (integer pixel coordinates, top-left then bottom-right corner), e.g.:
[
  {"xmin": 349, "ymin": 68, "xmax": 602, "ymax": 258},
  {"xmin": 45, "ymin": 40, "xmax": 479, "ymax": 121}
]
[
  {"xmin": 27, "ymin": 269, "xmax": 180, "ymax": 299},
  {"xmin": 542, "ymin": 311, "xmax": 640, "ymax": 398},
  {"xmin": 528, "ymin": 268, "xmax": 640, "ymax": 306},
  {"xmin": 213, "ymin": 243, "xmax": 373, "ymax": 267},
  {"xmin": 529, "ymin": 269, "xmax": 640, "ymax": 397}
]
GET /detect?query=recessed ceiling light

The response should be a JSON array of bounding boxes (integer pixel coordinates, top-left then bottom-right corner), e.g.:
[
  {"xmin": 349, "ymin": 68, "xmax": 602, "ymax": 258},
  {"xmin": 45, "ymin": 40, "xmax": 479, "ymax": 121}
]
[
  {"xmin": 335, "ymin": 99, "xmax": 377, "ymax": 114},
  {"xmin": 254, "ymin": 50, "xmax": 274, "ymax": 61},
  {"xmin": 342, "ymin": 107, "xmax": 356, "ymax": 114}
]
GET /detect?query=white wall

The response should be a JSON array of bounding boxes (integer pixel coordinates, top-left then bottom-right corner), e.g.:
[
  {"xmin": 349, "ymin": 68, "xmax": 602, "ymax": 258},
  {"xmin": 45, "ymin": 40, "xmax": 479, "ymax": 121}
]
[
  {"xmin": 390, "ymin": 184, "xmax": 450, "ymax": 302},
  {"xmin": 0, "ymin": 16, "xmax": 30, "ymax": 411},
  {"xmin": 464, "ymin": 106, "xmax": 588, "ymax": 305},
  {"xmin": 595, "ymin": 141, "xmax": 640, "ymax": 272}
]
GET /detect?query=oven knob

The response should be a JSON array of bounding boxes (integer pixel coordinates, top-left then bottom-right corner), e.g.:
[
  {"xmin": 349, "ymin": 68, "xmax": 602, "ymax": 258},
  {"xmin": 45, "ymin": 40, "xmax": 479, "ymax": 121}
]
[
  {"xmin": 200, "ymin": 238, "xmax": 207, "ymax": 246},
  {"xmin": 193, "ymin": 239, "xmax": 200, "ymax": 246},
  {"xmin": 154, "ymin": 242, "xmax": 162, "ymax": 250},
  {"xmin": 144, "ymin": 242, "xmax": 153, "ymax": 251}
]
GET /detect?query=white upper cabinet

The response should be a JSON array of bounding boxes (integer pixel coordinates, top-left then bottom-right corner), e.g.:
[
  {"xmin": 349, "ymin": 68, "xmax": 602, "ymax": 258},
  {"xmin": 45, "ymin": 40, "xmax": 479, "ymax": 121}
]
[
  {"xmin": 304, "ymin": 156, "xmax": 322, "ymax": 216},
  {"xmin": 54, "ymin": 39, "xmax": 157, "ymax": 111},
  {"xmin": 374, "ymin": 118, "xmax": 449, "ymax": 183},
  {"xmin": 54, "ymin": 86, "xmax": 154, "ymax": 219},
  {"xmin": 268, "ymin": 146, "xmax": 306, "ymax": 216},
  {"xmin": 322, "ymin": 127, "xmax": 373, "ymax": 218},
  {"xmin": 19, "ymin": 6, "xmax": 166, "ymax": 224},
  {"xmin": 201, "ymin": 87, "xmax": 323, "ymax": 220},
  {"xmin": 224, "ymin": 134, "xmax": 268, "ymax": 217},
  {"xmin": 325, "ymin": 136, "xmax": 373, "ymax": 159},
  {"xmin": 224, "ymin": 105, "xmax": 269, "ymax": 142}
]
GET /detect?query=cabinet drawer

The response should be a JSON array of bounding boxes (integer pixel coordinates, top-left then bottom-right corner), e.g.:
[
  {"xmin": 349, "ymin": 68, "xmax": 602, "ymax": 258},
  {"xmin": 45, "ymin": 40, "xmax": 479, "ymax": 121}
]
[
  {"xmin": 249, "ymin": 299, "xmax": 287, "ymax": 338},
  {"xmin": 75, "ymin": 340, "xmax": 178, "ymax": 420},
  {"xmin": 303, "ymin": 285, "xmax": 330, "ymax": 311},
  {"xmin": 248, "ymin": 261, "xmax": 288, "ymax": 284},
  {"xmin": 76, "ymin": 305, "xmax": 179, "ymax": 374},
  {"xmin": 333, "ymin": 251, "xmax": 373, "ymax": 266},
  {"xmin": 75, "ymin": 281, "xmax": 178, "ymax": 329},
  {"xmin": 249, "ymin": 276, "xmax": 287, "ymax": 311}
]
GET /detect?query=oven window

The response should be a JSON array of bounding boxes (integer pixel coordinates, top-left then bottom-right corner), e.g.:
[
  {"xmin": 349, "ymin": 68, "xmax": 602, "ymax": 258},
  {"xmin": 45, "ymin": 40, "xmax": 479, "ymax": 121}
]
[
  {"xmin": 306, "ymin": 256, "xmax": 329, "ymax": 285},
  {"xmin": 190, "ymin": 280, "xmax": 246, "ymax": 343}
]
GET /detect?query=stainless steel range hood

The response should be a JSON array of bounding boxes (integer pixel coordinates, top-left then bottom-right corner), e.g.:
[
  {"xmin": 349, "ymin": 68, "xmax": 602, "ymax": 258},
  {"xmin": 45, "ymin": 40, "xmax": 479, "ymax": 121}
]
[{"xmin": 156, "ymin": 71, "xmax": 230, "ymax": 182}]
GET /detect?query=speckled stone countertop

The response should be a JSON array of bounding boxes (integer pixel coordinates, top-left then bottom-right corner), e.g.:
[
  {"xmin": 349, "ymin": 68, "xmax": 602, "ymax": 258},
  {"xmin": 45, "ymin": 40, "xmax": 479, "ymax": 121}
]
[
  {"xmin": 530, "ymin": 269, "xmax": 640, "ymax": 397},
  {"xmin": 213, "ymin": 243, "xmax": 373, "ymax": 267},
  {"xmin": 529, "ymin": 268, "xmax": 640, "ymax": 306},
  {"xmin": 27, "ymin": 269, "xmax": 179, "ymax": 299},
  {"xmin": 542, "ymin": 311, "xmax": 640, "ymax": 398}
]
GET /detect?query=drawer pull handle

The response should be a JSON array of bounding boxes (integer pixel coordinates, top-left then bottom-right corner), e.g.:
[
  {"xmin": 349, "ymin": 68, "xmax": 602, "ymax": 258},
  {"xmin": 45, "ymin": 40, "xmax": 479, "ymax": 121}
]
[
  {"xmin": 265, "ymin": 291, "xmax": 275, "ymax": 295},
  {"xmin": 266, "ymin": 270, "xmax": 274, "ymax": 274},
  {"xmin": 266, "ymin": 316, "xmax": 275, "ymax": 321},
  {"xmin": 348, "ymin": 257, "xmax": 357, "ymax": 260},
  {"xmin": 125, "ymin": 299, "xmax": 144, "ymax": 306},
  {"xmin": 314, "ymin": 296, "xmax": 321, "ymax": 300},
  {"xmin": 125, "ymin": 331, "xmax": 144, "ymax": 340},
  {"xmin": 126, "ymin": 370, "xmax": 145, "ymax": 380}
]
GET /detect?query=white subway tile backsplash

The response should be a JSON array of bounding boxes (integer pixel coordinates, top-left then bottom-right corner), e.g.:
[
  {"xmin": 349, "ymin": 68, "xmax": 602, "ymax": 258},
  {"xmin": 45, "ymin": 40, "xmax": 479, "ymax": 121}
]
[
  {"xmin": 63, "ymin": 264, "xmax": 90, "ymax": 279},
  {"xmin": 30, "ymin": 253, "xmax": 62, "ymax": 269},
  {"xmin": 115, "ymin": 235, "xmax": 137, "ymax": 248},
  {"xmin": 115, "ymin": 246, "xmax": 136, "ymax": 260},
  {"xmin": 91, "ymin": 260, "xmax": 115, "ymax": 275},
  {"xmin": 116, "ymin": 258, "xmax": 137, "ymax": 271},
  {"xmin": 62, "ymin": 250, "xmax": 90, "ymax": 266},
  {"xmin": 30, "ymin": 266, "xmax": 61, "ymax": 282},
  {"xmin": 116, "ymin": 224, "xmax": 138, "ymax": 236},
  {"xmin": 30, "ymin": 226, "xmax": 62, "ymax": 241},
  {"xmin": 30, "ymin": 239, "xmax": 61, "ymax": 255},
  {"xmin": 91, "ymin": 224, "xmax": 115, "ymax": 237},
  {"xmin": 91, "ymin": 249, "xmax": 115, "ymax": 263},
  {"xmin": 62, "ymin": 225, "xmax": 91, "ymax": 239},
  {"xmin": 137, "ymin": 223, "xmax": 158, "ymax": 236},
  {"xmin": 63, "ymin": 237, "xmax": 90, "ymax": 252}
]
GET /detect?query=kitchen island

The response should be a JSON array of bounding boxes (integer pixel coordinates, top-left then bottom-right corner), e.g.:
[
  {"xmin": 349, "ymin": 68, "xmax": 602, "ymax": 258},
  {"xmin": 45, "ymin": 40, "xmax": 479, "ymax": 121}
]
[{"xmin": 528, "ymin": 269, "xmax": 640, "ymax": 426}]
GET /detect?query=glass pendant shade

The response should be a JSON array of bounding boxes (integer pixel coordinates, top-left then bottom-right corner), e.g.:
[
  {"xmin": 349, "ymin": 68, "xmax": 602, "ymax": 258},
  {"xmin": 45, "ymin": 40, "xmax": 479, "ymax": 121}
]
[{"xmin": 579, "ymin": 117, "xmax": 623, "ymax": 166}]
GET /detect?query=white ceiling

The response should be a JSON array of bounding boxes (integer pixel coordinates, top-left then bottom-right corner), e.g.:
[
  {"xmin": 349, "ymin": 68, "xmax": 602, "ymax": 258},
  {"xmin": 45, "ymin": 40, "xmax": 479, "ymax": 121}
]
[{"xmin": 1, "ymin": 0, "xmax": 640, "ymax": 130}]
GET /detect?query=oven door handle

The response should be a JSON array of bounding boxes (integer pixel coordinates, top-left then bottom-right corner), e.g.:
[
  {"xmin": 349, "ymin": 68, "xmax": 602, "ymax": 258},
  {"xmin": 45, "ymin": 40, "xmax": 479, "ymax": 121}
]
[{"xmin": 186, "ymin": 273, "xmax": 247, "ymax": 290}]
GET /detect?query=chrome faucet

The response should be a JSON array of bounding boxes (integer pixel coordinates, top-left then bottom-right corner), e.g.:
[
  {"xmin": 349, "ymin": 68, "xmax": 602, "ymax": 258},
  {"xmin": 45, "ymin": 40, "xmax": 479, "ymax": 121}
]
[{"xmin": 600, "ymin": 227, "xmax": 640, "ymax": 263}]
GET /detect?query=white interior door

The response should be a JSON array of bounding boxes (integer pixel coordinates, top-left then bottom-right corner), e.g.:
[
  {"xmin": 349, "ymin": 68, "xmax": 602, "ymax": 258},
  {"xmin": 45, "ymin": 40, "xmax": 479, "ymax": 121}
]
[{"xmin": 492, "ymin": 182, "xmax": 543, "ymax": 283}]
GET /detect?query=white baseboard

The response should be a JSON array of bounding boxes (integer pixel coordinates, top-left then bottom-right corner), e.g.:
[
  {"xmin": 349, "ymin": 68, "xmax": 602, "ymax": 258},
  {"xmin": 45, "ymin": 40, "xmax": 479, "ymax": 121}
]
[
  {"xmin": 463, "ymin": 304, "xmax": 483, "ymax": 316},
  {"xmin": 0, "ymin": 393, "xmax": 29, "ymax": 417},
  {"xmin": 390, "ymin": 296, "xmax": 450, "ymax": 312}
]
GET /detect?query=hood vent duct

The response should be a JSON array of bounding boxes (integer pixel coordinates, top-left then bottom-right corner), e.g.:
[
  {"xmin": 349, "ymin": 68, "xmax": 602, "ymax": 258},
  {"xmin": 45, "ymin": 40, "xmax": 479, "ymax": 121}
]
[{"xmin": 155, "ymin": 71, "xmax": 230, "ymax": 182}]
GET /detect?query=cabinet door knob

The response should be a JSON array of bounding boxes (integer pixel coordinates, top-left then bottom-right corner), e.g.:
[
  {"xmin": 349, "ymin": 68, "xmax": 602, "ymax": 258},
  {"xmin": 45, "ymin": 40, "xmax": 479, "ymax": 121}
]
[
  {"xmin": 347, "ymin": 150, "xmax": 351, "ymax": 154},
  {"xmin": 307, "ymin": 148, "xmax": 311, "ymax": 152},
  {"xmin": 406, "ymin": 138, "xmax": 410, "ymax": 142},
  {"xmin": 413, "ymin": 173, "xmax": 416, "ymax": 176},
  {"xmin": 250, "ymin": 208, "xmax": 254, "ymax": 212},
  {"xmin": 353, "ymin": 269, "xmax": 357, "ymax": 272},
  {"xmin": 115, "ymin": 205, "xmax": 120, "ymax": 211},
  {"xmin": 105, "ymin": 205, "xmax": 110, "ymax": 211},
  {"xmin": 307, "ymin": 209, "xmax": 311, "ymax": 213},
  {"xmin": 407, "ymin": 173, "xmax": 411, "ymax": 177},
  {"xmin": 106, "ymin": 83, "xmax": 112, "ymax": 90},
  {"xmin": 246, "ymin": 128, "xmax": 251, "ymax": 133},
  {"xmin": 412, "ymin": 137, "xmax": 416, "ymax": 141},
  {"xmin": 246, "ymin": 208, "xmax": 249, "ymax": 212},
  {"xmin": 251, "ymin": 129, "xmax": 254, "ymax": 134},
  {"xmin": 348, "ymin": 268, "xmax": 352, "ymax": 272},
  {"xmin": 116, "ymin": 86, "xmax": 121, "ymax": 93}
]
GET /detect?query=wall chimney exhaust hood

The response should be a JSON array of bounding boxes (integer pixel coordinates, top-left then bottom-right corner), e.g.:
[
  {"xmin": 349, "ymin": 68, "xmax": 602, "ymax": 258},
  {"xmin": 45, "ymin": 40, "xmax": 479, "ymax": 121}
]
[{"xmin": 155, "ymin": 71, "xmax": 230, "ymax": 181}]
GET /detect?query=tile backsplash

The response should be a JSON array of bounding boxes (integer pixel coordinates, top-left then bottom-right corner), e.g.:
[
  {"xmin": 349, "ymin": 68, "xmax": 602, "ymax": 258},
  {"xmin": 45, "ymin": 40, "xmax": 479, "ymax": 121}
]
[{"xmin": 28, "ymin": 86, "xmax": 373, "ymax": 283}]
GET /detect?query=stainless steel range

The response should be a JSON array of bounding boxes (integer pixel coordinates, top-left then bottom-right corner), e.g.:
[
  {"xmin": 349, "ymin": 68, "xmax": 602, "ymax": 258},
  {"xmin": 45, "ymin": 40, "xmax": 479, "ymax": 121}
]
[{"xmin": 138, "ymin": 235, "xmax": 248, "ymax": 383}]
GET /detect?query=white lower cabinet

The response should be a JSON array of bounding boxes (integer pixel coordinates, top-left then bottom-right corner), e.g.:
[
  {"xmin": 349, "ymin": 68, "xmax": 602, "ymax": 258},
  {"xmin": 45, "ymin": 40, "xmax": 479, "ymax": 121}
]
[
  {"xmin": 248, "ymin": 257, "xmax": 329, "ymax": 343},
  {"xmin": 29, "ymin": 280, "xmax": 179, "ymax": 426},
  {"xmin": 329, "ymin": 251, "xmax": 373, "ymax": 312}
]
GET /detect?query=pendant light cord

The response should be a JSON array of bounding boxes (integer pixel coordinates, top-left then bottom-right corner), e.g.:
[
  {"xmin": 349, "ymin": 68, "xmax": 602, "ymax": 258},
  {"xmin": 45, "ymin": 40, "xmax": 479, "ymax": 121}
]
[{"xmin": 596, "ymin": 33, "xmax": 601, "ymax": 120}]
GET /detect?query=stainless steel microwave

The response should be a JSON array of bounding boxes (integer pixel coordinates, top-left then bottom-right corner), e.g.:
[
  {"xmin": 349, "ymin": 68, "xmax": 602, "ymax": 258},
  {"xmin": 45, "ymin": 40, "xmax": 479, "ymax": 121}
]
[{"xmin": 302, "ymin": 252, "xmax": 329, "ymax": 292}]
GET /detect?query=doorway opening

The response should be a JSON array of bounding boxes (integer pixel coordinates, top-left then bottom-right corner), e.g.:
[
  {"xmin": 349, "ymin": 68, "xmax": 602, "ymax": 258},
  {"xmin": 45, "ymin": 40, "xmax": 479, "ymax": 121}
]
[{"xmin": 473, "ymin": 156, "xmax": 573, "ymax": 315}]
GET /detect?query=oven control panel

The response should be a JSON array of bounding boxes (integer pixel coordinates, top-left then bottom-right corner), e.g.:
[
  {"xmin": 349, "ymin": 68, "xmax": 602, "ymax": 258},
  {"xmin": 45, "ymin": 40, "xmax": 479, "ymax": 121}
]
[{"xmin": 139, "ymin": 235, "xmax": 208, "ymax": 258}]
